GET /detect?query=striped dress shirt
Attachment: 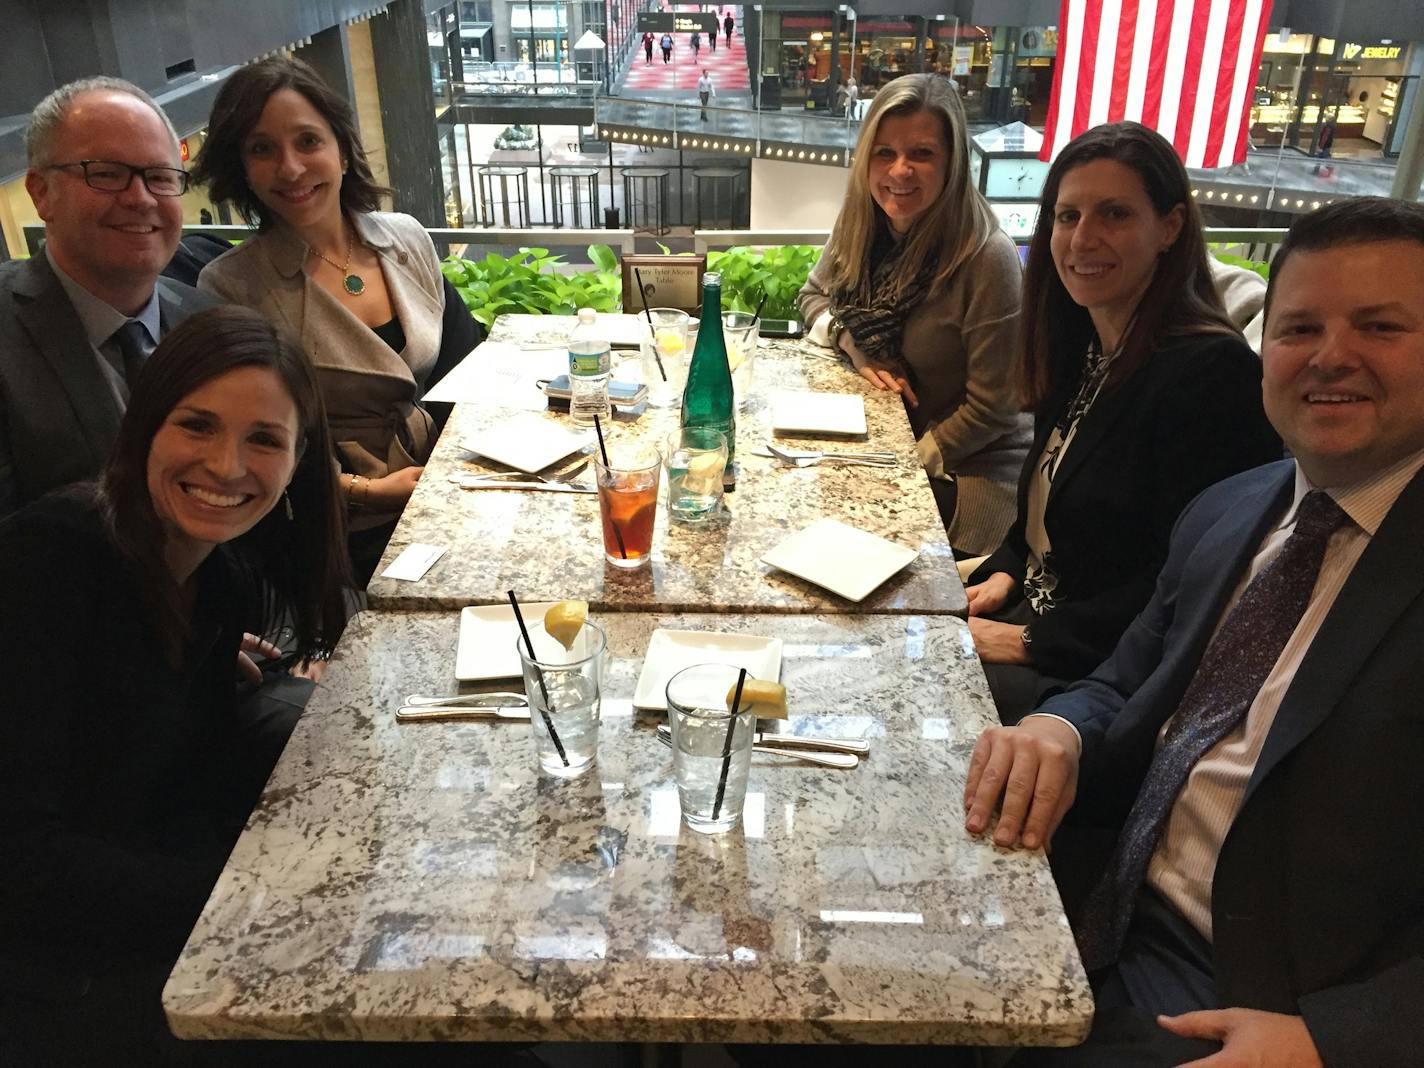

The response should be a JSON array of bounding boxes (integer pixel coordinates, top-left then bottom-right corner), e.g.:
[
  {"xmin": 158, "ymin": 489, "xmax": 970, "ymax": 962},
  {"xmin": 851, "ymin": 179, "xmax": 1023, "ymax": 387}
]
[{"xmin": 1147, "ymin": 449, "xmax": 1424, "ymax": 940}]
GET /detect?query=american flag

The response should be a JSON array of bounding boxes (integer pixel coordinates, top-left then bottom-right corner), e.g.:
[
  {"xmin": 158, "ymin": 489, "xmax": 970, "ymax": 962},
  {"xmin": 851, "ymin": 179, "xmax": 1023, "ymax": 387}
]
[{"xmin": 1040, "ymin": 0, "xmax": 1273, "ymax": 168}]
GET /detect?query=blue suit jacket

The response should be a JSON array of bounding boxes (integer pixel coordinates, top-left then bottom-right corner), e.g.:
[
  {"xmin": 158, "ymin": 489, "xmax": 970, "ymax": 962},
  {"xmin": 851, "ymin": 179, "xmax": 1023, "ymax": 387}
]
[
  {"xmin": 1045, "ymin": 459, "xmax": 1424, "ymax": 1067},
  {"xmin": 0, "ymin": 253, "xmax": 215, "ymax": 517}
]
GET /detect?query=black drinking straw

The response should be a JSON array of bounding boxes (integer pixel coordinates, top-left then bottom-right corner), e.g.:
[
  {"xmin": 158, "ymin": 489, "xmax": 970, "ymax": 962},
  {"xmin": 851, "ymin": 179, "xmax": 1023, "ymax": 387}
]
[
  {"xmin": 592, "ymin": 414, "xmax": 628, "ymax": 560},
  {"xmin": 508, "ymin": 589, "xmax": 569, "ymax": 767},
  {"xmin": 751, "ymin": 291, "xmax": 768, "ymax": 325},
  {"xmin": 634, "ymin": 268, "xmax": 667, "ymax": 381},
  {"xmin": 712, "ymin": 667, "xmax": 749, "ymax": 821}
]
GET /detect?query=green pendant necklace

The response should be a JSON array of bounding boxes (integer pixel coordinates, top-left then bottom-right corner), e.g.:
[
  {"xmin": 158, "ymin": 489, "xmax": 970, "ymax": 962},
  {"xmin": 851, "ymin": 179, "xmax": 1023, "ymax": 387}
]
[{"xmin": 314, "ymin": 231, "xmax": 366, "ymax": 296}]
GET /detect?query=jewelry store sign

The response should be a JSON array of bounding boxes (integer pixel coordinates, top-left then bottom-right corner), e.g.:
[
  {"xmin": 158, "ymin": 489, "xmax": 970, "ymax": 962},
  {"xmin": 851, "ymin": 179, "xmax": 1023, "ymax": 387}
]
[{"xmin": 1340, "ymin": 42, "xmax": 1402, "ymax": 61}]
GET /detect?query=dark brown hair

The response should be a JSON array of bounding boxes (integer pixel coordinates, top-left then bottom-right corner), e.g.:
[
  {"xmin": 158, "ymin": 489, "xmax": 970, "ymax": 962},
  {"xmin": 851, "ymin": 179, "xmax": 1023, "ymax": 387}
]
[
  {"xmin": 1018, "ymin": 121, "xmax": 1236, "ymax": 410},
  {"xmin": 1265, "ymin": 196, "xmax": 1424, "ymax": 321},
  {"xmin": 102, "ymin": 305, "xmax": 350, "ymax": 663},
  {"xmin": 192, "ymin": 56, "xmax": 389, "ymax": 230}
]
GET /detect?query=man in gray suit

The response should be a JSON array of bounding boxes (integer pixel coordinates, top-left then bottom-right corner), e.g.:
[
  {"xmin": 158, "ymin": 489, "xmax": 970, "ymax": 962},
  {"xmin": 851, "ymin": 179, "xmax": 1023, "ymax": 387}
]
[{"xmin": 0, "ymin": 76, "xmax": 215, "ymax": 517}]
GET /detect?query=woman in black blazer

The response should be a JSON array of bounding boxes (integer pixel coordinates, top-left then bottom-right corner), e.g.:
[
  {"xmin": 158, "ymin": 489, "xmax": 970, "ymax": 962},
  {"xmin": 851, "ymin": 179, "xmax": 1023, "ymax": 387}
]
[{"xmin": 966, "ymin": 123, "xmax": 1281, "ymax": 722}]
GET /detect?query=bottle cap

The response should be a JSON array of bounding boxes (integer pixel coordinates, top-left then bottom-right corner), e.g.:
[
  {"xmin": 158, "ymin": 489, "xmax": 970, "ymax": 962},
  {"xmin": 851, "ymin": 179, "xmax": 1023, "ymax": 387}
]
[
  {"xmin": 702, "ymin": 271, "xmax": 721, "ymax": 287},
  {"xmin": 577, "ymin": 308, "xmax": 597, "ymax": 322}
]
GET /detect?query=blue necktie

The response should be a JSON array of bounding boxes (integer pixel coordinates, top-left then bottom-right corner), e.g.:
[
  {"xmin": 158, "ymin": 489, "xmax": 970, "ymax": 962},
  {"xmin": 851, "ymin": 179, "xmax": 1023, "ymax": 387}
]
[
  {"xmin": 1076, "ymin": 490, "xmax": 1349, "ymax": 971},
  {"xmin": 110, "ymin": 320, "xmax": 150, "ymax": 389}
]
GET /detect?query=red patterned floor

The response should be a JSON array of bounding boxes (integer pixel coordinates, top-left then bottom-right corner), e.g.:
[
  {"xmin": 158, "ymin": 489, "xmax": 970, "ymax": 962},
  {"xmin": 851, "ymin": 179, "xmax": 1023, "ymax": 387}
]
[{"xmin": 621, "ymin": 4, "xmax": 749, "ymax": 91}]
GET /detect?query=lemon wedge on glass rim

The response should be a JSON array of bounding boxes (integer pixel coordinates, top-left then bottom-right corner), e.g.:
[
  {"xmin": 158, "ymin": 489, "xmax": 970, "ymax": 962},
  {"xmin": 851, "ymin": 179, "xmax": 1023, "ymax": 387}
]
[
  {"xmin": 544, "ymin": 600, "xmax": 588, "ymax": 651},
  {"xmin": 726, "ymin": 678, "xmax": 787, "ymax": 719}
]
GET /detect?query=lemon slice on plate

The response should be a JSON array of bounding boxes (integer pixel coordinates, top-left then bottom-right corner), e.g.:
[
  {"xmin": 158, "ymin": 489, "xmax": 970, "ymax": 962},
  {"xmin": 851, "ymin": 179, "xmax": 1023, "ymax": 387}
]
[
  {"xmin": 544, "ymin": 600, "xmax": 588, "ymax": 650},
  {"xmin": 726, "ymin": 678, "xmax": 787, "ymax": 719}
]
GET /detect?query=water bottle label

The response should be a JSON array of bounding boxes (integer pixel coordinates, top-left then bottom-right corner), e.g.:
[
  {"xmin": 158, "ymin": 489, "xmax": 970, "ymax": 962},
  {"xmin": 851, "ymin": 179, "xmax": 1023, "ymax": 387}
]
[{"xmin": 570, "ymin": 350, "xmax": 608, "ymax": 376}]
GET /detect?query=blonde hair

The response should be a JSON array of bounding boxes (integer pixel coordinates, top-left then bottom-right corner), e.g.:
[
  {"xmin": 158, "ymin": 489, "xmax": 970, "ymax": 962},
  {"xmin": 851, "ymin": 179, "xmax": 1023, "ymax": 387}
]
[{"xmin": 821, "ymin": 74, "xmax": 997, "ymax": 300}]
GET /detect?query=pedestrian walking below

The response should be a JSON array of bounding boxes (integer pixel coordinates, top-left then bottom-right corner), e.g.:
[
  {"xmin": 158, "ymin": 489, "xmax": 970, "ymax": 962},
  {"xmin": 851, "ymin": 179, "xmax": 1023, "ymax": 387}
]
[
  {"xmin": 642, "ymin": 31, "xmax": 654, "ymax": 64},
  {"xmin": 724, "ymin": 12, "xmax": 735, "ymax": 46},
  {"xmin": 698, "ymin": 70, "xmax": 715, "ymax": 121},
  {"xmin": 690, "ymin": 31, "xmax": 701, "ymax": 59},
  {"xmin": 660, "ymin": 33, "xmax": 673, "ymax": 63}
]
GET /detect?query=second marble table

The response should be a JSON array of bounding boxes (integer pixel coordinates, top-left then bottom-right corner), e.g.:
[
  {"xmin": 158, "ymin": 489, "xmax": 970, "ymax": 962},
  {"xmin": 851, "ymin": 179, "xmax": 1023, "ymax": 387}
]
[
  {"xmin": 367, "ymin": 315, "xmax": 966, "ymax": 616},
  {"xmin": 164, "ymin": 609, "xmax": 1090, "ymax": 1046}
]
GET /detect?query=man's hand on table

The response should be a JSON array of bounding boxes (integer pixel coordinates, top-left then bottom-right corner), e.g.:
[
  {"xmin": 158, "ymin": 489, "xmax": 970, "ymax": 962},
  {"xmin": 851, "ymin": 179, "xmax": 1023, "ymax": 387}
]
[
  {"xmin": 1160, "ymin": 1008, "xmax": 1323, "ymax": 1068},
  {"xmin": 963, "ymin": 716, "xmax": 1079, "ymax": 850},
  {"xmin": 857, "ymin": 365, "xmax": 919, "ymax": 408}
]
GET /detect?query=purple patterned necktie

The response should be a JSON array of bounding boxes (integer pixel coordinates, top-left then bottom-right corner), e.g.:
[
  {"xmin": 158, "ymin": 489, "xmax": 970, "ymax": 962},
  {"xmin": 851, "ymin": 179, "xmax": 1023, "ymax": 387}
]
[{"xmin": 1076, "ymin": 490, "xmax": 1348, "ymax": 972}]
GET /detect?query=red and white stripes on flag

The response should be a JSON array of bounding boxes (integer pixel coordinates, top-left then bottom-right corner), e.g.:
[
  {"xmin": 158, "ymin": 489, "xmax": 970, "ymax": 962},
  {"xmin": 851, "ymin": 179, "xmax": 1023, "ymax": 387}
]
[{"xmin": 1040, "ymin": 0, "xmax": 1273, "ymax": 169}]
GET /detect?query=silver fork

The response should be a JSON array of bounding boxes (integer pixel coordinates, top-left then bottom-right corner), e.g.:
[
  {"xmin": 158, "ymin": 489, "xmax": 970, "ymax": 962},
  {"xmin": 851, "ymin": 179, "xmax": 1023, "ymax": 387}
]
[
  {"xmin": 452, "ymin": 459, "xmax": 591, "ymax": 487},
  {"xmin": 765, "ymin": 444, "xmax": 896, "ymax": 468}
]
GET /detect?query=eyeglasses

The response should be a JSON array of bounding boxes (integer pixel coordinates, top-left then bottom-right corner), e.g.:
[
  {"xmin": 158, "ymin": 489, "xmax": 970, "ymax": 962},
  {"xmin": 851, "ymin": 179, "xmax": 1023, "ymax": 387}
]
[{"xmin": 47, "ymin": 159, "xmax": 190, "ymax": 197}]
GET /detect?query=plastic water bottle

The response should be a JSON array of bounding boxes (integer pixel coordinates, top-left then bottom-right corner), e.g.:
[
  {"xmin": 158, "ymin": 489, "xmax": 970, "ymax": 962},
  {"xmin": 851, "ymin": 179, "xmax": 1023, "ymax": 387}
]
[{"xmin": 567, "ymin": 308, "xmax": 611, "ymax": 426}]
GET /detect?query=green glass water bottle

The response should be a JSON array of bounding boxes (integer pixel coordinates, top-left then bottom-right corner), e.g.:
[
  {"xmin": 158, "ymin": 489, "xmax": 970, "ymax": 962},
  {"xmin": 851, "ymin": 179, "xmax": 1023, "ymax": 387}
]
[{"xmin": 681, "ymin": 271, "xmax": 736, "ymax": 487}]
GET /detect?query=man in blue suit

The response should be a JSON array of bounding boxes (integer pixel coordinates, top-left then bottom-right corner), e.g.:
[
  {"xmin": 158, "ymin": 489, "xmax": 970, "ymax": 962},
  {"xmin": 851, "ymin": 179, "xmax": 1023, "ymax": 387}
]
[
  {"xmin": 0, "ymin": 77, "xmax": 214, "ymax": 518},
  {"xmin": 964, "ymin": 197, "xmax": 1424, "ymax": 1067}
]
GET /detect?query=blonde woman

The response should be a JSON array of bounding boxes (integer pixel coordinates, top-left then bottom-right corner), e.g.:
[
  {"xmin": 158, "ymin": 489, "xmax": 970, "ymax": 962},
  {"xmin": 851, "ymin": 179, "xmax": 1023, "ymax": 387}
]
[{"xmin": 798, "ymin": 73, "xmax": 1029, "ymax": 555}]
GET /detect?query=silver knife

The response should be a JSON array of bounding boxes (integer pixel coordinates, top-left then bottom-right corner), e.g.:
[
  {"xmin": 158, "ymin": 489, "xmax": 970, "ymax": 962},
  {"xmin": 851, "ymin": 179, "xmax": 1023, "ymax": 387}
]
[
  {"xmin": 654, "ymin": 727, "xmax": 857, "ymax": 769},
  {"xmin": 396, "ymin": 704, "xmax": 532, "ymax": 722},
  {"xmin": 751, "ymin": 731, "xmax": 870, "ymax": 755}
]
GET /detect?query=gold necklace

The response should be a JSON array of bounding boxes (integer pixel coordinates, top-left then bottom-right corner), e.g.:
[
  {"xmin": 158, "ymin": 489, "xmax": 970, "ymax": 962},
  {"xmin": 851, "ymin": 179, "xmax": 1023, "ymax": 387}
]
[{"xmin": 312, "ymin": 231, "xmax": 366, "ymax": 296}]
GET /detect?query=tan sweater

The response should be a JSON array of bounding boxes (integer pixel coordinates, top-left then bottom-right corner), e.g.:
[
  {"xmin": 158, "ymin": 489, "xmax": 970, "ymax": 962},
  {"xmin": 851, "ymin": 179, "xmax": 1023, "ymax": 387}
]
[{"xmin": 798, "ymin": 229, "xmax": 1031, "ymax": 552}]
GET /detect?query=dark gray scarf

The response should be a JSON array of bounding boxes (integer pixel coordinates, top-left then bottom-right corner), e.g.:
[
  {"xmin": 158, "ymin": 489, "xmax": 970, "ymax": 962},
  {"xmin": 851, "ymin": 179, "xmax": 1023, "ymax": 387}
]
[{"xmin": 831, "ymin": 226, "xmax": 937, "ymax": 375}]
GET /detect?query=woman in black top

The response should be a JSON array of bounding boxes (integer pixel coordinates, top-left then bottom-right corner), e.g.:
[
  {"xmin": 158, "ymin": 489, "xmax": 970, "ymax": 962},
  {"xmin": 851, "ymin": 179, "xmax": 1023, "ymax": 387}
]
[
  {"xmin": 966, "ymin": 123, "xmax": 1282, "ymax": 722},
  {"xmin": 0, "ymin": 306, "xmax": 350, "ymax": 1063}
]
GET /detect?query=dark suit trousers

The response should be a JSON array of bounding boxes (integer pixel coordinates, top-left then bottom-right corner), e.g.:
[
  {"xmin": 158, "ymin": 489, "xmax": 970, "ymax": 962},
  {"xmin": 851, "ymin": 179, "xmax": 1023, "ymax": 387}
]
[{"xmin": 1009, "ymin": 891, "xmax": 1222, "ymax": 1067}]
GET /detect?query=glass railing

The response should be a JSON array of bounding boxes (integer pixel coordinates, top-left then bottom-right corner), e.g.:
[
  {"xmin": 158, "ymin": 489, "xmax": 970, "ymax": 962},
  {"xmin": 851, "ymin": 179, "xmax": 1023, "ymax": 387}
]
[
  {"xmin": 21, "ymin": 224, "xmax": 1289, "ymax": 266},
  {"xmin": 593, "ymin": 95, "xmax": 858, "ymax": 157},
  {"xmin": 443, "ymin": 62, "xmax": 601, "ymax": 103}
]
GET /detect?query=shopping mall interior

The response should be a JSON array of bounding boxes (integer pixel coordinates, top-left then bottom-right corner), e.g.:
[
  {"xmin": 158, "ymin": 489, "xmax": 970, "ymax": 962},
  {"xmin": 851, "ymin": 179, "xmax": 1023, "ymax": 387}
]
[{"xmin": 3, "ymin": 0, "xmax": 1423, "ymax": 260}]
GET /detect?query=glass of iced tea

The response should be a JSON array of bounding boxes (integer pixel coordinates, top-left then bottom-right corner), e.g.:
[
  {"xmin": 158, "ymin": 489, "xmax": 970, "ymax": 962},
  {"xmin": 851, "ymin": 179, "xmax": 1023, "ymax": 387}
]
[{"xmin": 593, "ymin": 441, "xmax": 661, "ymax": 568}]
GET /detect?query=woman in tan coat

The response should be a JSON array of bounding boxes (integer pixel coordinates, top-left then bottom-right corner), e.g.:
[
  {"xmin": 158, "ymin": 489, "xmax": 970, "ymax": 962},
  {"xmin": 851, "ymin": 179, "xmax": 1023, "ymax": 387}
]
[{"xmin": 194, "ymin": 57, "xmax": 477, "ymax": 584}]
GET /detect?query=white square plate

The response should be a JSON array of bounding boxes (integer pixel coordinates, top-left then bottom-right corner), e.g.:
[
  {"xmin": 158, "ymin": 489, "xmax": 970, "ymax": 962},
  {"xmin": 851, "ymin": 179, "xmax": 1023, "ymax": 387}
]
[
  {"xmin": 462, "ymin": 412, "xmax": 593, "ymax": 473},
  {"xmin": 771, "ymin": 390, "xmax": 868, "ymax": 437},
  {"xmin": 761, "ymin": 518, "xmax": 918, "ymax": 602},
  {"xmin": 632, "ymin": 629, "xmax": 783, "ymax": 711},
  {"xmin": 456, "ymin": 602, "xmax": 558, "ymax": 681}
]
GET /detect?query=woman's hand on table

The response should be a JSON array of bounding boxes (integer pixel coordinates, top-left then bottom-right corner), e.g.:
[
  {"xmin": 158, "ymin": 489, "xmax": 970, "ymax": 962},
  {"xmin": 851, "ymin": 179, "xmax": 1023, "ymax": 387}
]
[
  {"xmin": 968, "ymin": 617, "xmax": 1032, "ymax": 665},
  {"xmin": 963, "ymin": 715, "xmax": 1080, "ymax": 850},
  {"xmin": 364, "ymin": 466, "xmax": 425, "ymax": 508},
  {"xmin": 857, "ymin": 366, "xmax": 919, "ymax": 408},
  {"xmin": 966, "ymin": 571, "xmax": 1016, "ymax": 617}
]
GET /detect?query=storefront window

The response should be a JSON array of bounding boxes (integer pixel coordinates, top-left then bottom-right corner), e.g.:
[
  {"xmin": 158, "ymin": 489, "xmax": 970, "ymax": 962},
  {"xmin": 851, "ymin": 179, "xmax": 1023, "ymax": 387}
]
[{"xmin": 1251, "ymin": 33, "xmax": 1414, "ymax": 159}]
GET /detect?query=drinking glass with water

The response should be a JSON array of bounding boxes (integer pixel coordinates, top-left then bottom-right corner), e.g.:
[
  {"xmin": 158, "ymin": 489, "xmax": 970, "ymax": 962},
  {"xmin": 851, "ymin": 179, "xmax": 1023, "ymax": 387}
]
[
  {"xmin": 516, "ymin": 619, "xmax": 607, "ymax": 777},
  {"xmin": 664, "ymin": 427, "xmax": 727, "ymax": 524},
  {"xmin": 666, "ymin": 664, "xmax": 756, "ymax": 834}
]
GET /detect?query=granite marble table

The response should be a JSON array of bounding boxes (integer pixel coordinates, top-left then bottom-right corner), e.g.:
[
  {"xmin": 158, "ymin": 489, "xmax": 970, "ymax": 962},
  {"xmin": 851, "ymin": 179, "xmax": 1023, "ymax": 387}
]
[
  {"xmin": 366, "ymin": 315, "xmax": 966, "ymax": 616},
  {"xmin": 164, "ymin": 609, "xmax": 1091, "ymax": 1047}
]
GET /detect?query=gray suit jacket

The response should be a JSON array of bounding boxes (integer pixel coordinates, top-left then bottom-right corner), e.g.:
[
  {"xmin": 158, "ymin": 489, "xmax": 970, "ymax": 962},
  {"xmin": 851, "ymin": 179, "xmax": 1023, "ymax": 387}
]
[{"xmin": 0, "ymin": 254, "xmax": 216, "ymax": 517}]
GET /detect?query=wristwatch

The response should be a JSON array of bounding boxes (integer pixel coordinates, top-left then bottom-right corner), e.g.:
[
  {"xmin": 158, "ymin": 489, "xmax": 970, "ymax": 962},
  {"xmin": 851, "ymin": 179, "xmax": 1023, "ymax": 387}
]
[{"xmin": 1020, "ymin": 624, "xmax": 1034, "ymax": 651}]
